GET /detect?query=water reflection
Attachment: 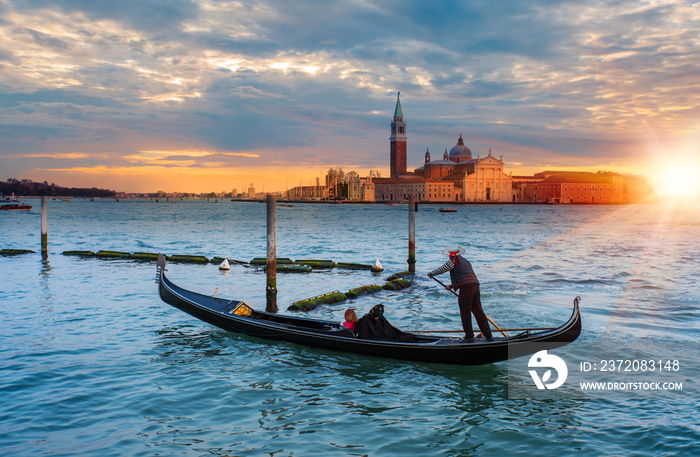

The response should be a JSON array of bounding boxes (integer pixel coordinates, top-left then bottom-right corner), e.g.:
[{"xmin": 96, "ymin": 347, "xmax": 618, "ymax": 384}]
[
  {"xmin": 150, "ymin": 325, "xmax": 587, "ymax": 455},
  {"xmin": 37, "ymin": 257, "xmax": 57, "ymax": 345}
]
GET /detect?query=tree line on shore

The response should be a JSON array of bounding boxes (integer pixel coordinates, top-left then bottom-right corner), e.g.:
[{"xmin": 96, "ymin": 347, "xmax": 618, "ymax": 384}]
[{"xmin": 1, "ymin": 179, "xmax": 116, "ymax": 198}]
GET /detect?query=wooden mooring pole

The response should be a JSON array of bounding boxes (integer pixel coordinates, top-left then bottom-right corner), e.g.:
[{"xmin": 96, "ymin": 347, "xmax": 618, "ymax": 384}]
[
  {"xmin": 408, "ymin": 194, "xmax": 416, "ymax": 273},
  {"xmin": 41, "ymin": 196, "xmax": 48, "ymax": 257},
  {"xmin": 266, "ymin": 194, "xmax": 278, "ymax": 312}
]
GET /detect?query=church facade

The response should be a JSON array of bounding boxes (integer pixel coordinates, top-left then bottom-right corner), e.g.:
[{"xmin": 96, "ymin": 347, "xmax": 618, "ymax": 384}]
[{"xmin": 375, "ymin": 94, "xmax": 513, "ymax": 202}]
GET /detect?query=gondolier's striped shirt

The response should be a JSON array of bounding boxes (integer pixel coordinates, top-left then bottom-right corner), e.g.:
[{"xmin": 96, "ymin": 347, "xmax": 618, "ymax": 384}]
[
  {"xmin": 430, "ymin": 260, "xmax": 456, "ymax": 277},
  {"xmin": 430, "ymin": 255, "xmax": 479, "ymax": 288}
]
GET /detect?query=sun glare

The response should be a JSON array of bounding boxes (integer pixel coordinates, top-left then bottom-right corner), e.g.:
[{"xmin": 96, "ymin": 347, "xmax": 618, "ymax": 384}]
[{"xmin": 656, "ymin": 162, "xmax": 700, "ymax": 199}]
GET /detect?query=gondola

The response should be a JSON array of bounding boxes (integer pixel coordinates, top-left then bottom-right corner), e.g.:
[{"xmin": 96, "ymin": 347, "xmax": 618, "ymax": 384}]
[{"xmin": 156, "ymin": 254, "xmax": 581, "ymax": 366}]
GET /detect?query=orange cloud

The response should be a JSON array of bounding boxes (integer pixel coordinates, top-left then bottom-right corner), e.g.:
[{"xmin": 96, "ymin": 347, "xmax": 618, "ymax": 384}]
[
  {"xmin": 33, "ymin": 164, "xmax": 338, "ymax": 193},
  {"xmin": 15, "ymin": 153, "xmax": 91, "ymax": 159}
]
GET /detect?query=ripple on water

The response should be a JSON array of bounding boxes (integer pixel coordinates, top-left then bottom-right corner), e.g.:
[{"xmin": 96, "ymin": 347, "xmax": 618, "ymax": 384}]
[{"xmin": 1, "ymin": 201, "xmax": 699, "ymax": 456}]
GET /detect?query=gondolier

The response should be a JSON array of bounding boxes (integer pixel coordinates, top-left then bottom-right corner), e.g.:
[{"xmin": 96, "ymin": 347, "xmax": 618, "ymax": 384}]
[{"xmin": 428, "ymin": 247, "xmax": 493, "ymax": 342}]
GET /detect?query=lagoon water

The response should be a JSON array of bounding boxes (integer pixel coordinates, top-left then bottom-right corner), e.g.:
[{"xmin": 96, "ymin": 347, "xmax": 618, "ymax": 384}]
[{"xmin": 1, "ymin": 199, "xmax": 698, "ymax": 456}]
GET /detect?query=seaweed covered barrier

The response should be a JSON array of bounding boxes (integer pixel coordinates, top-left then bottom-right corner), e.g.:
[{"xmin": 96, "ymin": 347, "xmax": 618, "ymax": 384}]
[
  {"xmin": 250, "ymin": 257, "xmax": 293, "ymax": 265},
  {"xmin": 1, "ymin": 249, "xmax": 35, "ymax": 256},
  {"xmin": 346, "ymin": 284, "xmax": 383, "ymax": 299},
  {"xmin": 167, "ymin": 255, "xmax": 209, "ymax": 264},
  {"xmin": 252, "ymin": 258, "xmax": 377, "ymax": 271},
  {"xmin": 263, "ymin": 264, "xmax": 313, "ymax": 273},
  {"xmin": 58, "ymin": 250, "xmax": 377, "ymax": 273},
  {"xmin": 287, "ymin": 291, "xmax": 348, "ymax": 311},
  {"xmin": 62, "ymin": 251, "xmax": 208, "ymax": 263},
  {"xmin": 248, "ymin": 258, "xmax": 380, "ymax": 273},
  {"xmin": 287, "ymin": 271, "xmax": 413, "ymax": 312},
  {"xmin": 382, "ymin": 278, "xmax": 411, "ymax": 290},
  {"xmin": 336, "ymin": 262, "xmax": 375, "ymax": 270},
  {"xmin": 292, "ymin": 259, "xmax": 336, "ymax": 269}
]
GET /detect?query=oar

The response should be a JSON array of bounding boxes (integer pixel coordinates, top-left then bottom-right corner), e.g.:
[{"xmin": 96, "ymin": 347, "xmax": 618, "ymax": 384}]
[
  {"xmin": 430, "ymin": 276, "xmax": 508, "ymax": 337},
  {"xmin": 409, "ymin": 327, "xmax": 555, "ymax": 333}
]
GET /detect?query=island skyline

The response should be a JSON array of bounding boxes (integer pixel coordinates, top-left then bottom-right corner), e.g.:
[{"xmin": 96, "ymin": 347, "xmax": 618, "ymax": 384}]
[{"xmin": 1, "ymin": 1, "xmax": 698, "ymax": 199}]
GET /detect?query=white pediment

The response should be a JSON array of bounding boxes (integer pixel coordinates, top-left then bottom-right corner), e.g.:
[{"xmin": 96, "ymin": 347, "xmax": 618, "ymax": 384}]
[{"xmin": 478, "ymin": 156, "xmax": 502, "ymax": 165}]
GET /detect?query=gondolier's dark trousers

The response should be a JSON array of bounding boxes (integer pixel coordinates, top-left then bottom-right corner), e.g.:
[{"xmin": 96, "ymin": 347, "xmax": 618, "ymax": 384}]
[{"xmin": 457, "ymin": 284, "xmax": 492, "ymax": 340}]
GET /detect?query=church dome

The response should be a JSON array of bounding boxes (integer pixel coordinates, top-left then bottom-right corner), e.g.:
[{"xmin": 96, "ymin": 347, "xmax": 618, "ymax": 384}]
[{"xmin": 449, "ymin": 134, "xmax": 472, "ymax": 159}]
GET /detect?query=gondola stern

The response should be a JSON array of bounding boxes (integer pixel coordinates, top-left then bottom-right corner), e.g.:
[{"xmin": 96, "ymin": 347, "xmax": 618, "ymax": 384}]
[
  {"xmin": 548, "ymin": 295, "xmax": 582, "ymax": 344},
  {"xmin": 570, "ymin": 295, "xmax": 582, "ymax": 338}
]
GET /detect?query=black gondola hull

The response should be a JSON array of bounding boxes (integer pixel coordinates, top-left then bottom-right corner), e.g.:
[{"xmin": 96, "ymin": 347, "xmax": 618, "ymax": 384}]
[{"xmin": 157, "ymin": 266, "xmax": 581, "ymax": 366}]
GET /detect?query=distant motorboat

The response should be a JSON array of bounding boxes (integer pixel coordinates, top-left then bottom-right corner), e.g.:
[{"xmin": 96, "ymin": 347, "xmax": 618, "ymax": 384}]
[
  {"xmin": 439, "ymin": 207, "xmax": 457, "ymax": 213},
  {"xmin": 276, "ymin": 203, "xmax": 295, "ymax": 208},
  {"xmin": 0, "ymin": 202, "xmax": 32, "ymax": 211}
]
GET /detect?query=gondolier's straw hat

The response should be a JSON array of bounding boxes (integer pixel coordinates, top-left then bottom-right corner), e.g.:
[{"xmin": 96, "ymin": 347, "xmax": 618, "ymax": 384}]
[{"xmin": 442, "ymin": 247, "xmax": 465, "ymax": 256}]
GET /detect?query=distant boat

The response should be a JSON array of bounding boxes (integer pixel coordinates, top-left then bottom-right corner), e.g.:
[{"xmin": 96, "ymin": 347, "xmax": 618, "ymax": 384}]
[
  {"xmin": 439, "ymin": 207, "xmax": 457, "ymax": 213},
  {"xmin": 545, "ymin": 197, "xmax": 573, "ymax": 204},
  {"xmin": 0, "ymin": 202, "xmax": 31, "ymax": 211},
  {"xmin": 276, "ymin": 203, "xmax": 295, "ymax": 208}
]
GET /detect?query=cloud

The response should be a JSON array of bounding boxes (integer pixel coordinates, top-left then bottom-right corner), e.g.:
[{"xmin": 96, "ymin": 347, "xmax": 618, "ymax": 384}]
[
  {"xmin": 1, "ymin": 0, "xmax": 699, "ymax": 191},
  {"xmin": 12, "ymin": 0, "xmax": 200, "ymax": 33}
]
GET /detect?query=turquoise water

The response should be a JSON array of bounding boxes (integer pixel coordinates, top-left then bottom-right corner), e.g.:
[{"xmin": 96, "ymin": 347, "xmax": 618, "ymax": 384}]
[{"xmin": 1, "ymin": 199, "xmax": 698, "ymax": 456}]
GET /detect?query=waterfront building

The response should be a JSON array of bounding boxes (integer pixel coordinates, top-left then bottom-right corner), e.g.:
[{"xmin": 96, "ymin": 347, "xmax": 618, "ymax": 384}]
[
  {"xmin": 414, "ymin": 138, "xmax": 513, "ymax": 202},
  {"xmin": 514, "ymin": 171, "xmax": 654, "ymax": 203},
  {"xmin": 285, "ymin": 185, "xmax": 326, "ymax": 200},
  {"xmin": 348, "ymin": 174, "xmax": 375, "ymax": 202},
  {"xmin": 374, "ymin": 177, "xmax": 459, "ymax": 202},
  {"xmin": 623, "ymin": 174, "xmax": 656, "ymax": 202},
  {"xmin": 375, "ymin": 94, "xmax": 513, "ymax": 202}
]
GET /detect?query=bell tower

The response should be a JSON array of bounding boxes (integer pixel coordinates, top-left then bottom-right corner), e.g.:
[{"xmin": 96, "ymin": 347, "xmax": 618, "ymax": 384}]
[{"xmin": 390, "ymin": 92, "xmax": 407, "ymax": 178}]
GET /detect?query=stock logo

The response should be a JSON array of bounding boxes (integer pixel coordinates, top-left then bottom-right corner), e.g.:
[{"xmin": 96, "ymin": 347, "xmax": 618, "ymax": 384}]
[{"xmin": 528, "ymin": 350, "xmax": 568, "ymax": 390}]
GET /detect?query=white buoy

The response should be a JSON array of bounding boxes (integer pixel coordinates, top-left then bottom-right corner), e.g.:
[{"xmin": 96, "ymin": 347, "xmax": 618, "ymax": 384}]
[
  {"xmin": 371, "ymin": 258, "xmax": 384, "ymax": 272},
  {"xmin": 219, "ymin": 257, "xmax": 231, "ymax": 270}
]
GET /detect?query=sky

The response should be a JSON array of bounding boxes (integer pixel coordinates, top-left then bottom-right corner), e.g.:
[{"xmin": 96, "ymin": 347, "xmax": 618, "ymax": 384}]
[{"xmin": 1, "ymin": 0, "xmax": 699, "ymax": 196}]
